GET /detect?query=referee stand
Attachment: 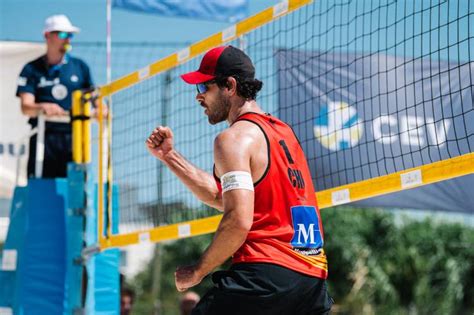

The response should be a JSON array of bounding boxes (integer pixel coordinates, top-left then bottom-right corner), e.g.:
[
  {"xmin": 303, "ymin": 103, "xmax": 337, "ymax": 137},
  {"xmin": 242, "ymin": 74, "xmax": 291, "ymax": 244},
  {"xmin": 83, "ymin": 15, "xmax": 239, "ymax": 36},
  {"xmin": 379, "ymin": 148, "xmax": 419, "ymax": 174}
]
[{"xmin": 0, "ymin": 90, "xmax": 119, "ymax": 315}]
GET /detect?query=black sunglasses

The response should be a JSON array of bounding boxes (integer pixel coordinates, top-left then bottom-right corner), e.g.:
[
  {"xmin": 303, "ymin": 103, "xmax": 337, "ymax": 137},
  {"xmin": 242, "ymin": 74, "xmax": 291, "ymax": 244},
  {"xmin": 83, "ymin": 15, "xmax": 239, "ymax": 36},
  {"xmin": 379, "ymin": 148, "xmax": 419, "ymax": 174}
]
[{"xmin": 196, "ymin": 80, "xmax": 216, "ymax": 94}]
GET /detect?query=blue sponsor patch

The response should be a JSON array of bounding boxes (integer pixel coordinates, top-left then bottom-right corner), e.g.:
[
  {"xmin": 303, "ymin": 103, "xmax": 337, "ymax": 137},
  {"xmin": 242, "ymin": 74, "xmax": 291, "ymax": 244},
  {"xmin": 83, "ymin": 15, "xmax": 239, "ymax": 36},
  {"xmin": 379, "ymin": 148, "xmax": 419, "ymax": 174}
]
[{"xmin": 290, "ymin": 205, "xmax": 323, "ymax": 248}]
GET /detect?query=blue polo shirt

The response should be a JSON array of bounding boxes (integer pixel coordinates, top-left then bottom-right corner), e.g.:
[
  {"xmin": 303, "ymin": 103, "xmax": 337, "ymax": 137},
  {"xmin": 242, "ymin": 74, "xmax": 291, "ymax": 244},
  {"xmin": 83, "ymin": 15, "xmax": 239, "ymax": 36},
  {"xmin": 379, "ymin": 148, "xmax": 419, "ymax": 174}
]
[{"xmin": 16, "ymin": 54, "xmax": 93, "ymax": 132}]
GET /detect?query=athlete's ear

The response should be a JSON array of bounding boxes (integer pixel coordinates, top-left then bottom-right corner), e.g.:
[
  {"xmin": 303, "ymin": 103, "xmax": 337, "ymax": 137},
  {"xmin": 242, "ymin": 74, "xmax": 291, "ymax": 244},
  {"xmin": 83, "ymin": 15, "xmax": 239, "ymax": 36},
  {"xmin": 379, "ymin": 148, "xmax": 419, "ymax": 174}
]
[{"xmin": 227, "ymin": 77, "xmax": 237, "ymax": 95}]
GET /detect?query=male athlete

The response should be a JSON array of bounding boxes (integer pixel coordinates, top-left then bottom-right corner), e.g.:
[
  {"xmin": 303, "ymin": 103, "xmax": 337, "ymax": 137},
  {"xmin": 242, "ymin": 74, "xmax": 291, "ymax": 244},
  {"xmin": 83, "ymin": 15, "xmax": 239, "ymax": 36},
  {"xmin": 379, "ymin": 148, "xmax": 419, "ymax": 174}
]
[{"xmin": 146, "ymin": 46, "xmax": 332, "ymax": 315}]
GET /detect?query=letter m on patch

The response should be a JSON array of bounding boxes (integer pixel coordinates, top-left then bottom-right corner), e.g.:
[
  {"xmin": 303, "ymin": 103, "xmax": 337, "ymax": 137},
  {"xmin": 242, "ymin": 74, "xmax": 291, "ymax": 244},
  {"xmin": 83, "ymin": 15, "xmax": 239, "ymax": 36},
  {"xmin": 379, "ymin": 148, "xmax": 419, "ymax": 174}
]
[{"xmin": 290, "ymin": 206, "xmax": 323, "ymax": 248}]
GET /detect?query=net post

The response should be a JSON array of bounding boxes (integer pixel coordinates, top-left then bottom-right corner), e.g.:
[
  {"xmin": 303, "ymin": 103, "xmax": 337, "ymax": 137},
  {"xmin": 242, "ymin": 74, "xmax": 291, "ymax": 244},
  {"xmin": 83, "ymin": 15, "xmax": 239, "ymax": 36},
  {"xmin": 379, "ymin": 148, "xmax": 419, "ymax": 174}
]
[
  {"xmin": 83, "ymin": 92, "xmax": 92, "ymax": 163},
  {"xmin": 72, "ymin": 90, "xmax": 83, "ymax": 163}
]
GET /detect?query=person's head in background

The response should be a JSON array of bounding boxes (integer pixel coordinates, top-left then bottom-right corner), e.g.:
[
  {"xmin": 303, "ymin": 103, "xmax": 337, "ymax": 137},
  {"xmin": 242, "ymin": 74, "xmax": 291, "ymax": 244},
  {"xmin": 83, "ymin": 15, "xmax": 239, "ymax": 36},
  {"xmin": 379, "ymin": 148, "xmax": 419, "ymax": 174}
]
[
  {"xmin": 120, "ymin": 287, "xmax": 135, "ymax": 315},
  {"xmin": 180, "ymin": 291, "xmax": 200, "ymax": 315},
  {"xmin": 43, "ymin": 15, "xmax": 79, "ymax": 62}
]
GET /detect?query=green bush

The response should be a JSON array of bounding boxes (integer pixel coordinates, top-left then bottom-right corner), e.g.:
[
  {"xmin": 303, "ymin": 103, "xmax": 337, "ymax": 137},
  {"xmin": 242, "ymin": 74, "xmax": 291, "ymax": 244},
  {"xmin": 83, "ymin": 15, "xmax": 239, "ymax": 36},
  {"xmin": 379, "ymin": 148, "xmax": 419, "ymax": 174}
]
[{"xmin": 322, "ymin": 207, "xmax": 474, "ymax": 315}]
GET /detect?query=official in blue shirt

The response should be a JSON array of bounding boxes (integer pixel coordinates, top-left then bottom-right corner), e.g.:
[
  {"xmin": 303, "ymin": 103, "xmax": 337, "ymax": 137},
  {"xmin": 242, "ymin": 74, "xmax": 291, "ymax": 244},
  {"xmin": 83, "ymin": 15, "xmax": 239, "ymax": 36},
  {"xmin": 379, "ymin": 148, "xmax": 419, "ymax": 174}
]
[{"xmin": 16, "ymin": 15, "xmax": 94, "ymax": 178}]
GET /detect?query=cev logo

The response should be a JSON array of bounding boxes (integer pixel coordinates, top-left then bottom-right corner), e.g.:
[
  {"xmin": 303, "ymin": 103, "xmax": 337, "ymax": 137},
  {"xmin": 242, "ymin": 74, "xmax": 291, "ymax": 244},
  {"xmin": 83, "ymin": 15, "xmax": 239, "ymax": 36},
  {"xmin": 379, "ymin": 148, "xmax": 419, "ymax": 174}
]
[{"xmin": 314, "ymin": 101, "xmax": 363, "ymax": 151}]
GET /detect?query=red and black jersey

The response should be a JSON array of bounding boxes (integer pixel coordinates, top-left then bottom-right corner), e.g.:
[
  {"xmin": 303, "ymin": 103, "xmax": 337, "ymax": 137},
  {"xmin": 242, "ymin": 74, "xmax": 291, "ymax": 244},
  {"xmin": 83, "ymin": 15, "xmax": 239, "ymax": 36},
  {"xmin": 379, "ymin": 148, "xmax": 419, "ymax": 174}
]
[{"xmin": 214, "ymin": 112, "xmax": 328, "ymax": 279}]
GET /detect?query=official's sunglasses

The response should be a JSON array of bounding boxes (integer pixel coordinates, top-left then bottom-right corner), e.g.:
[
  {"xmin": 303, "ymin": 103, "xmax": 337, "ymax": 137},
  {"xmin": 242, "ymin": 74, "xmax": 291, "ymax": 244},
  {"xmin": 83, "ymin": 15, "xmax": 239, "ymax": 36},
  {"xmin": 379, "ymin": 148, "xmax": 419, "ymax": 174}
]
[{"xmin": 56, "ymin": 32, "xmax": 74, "ymax": 40}]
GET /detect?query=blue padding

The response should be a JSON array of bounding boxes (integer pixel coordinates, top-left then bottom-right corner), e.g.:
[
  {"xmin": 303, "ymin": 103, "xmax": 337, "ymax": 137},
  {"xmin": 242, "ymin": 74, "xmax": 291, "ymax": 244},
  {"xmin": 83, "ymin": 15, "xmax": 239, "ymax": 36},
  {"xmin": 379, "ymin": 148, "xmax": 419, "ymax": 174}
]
[
  {"xmin": 64, "ymin": 163, "xmax": 87, "ymax": 313},
  {"xmin": 85, "ymin": 180, "xmax": 120, "ymax": 314},
  {"xmin": 1, "ymin": 167, "xmax": 91, "ymax": 314},
  {"xmin": 86, "ymin": 249, "xmax": 120, "ymax": 315},
  {"xmin": 84, "ymin": 179, "xmax": 97, "ymax": 246},
  {"xmin": 0, "ymin": 187, "xmax": 29, "ymax": 311},
  {"xmin": 67, "ymin": 164, "xmax": 86, "ymax": 210},
  {"xmin": 20, "ymin": 179, "xmax": 68, "ymax": 315}
]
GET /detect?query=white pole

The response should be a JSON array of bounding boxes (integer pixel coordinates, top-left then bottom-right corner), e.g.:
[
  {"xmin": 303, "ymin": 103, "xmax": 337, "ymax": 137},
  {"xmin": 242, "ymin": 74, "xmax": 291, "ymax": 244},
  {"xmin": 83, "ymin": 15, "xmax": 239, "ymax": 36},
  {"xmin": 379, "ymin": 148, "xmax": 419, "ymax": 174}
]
[
  {"xmin": 107, "ymin": 0, "xmax": 112, "ymax": 84},
  {"xmin": 105, "ymin": 0, "xmax": 113, "ymax": 237},
  {"xmin": 34, "ymin": 114, "xmax": 46, "ymax": 178},
  {"xmin": 105, "ymin": 0, "xmax": 112, "ymax": 182},
  {"xmin": 16, "ymin": 128, "xmax": 38, "ymax": 185}
]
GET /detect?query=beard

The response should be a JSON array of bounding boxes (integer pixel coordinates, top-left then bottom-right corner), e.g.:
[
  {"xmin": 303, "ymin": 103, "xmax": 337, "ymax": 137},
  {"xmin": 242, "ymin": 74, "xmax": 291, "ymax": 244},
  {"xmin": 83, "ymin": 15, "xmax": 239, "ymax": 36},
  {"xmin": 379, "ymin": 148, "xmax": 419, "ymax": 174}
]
[{"xmin": 207, "ymin": 91, "xmax": 231, "ymax": 125}]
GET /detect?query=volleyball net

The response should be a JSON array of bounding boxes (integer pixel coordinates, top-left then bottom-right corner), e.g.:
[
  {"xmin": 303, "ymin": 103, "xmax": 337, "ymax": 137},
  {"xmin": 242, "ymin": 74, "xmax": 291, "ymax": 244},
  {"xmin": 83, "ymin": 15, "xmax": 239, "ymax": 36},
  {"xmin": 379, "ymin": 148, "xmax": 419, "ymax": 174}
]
[{"xmin": 87, "ymin": 0, "xmax": 473, "ymax": 249}]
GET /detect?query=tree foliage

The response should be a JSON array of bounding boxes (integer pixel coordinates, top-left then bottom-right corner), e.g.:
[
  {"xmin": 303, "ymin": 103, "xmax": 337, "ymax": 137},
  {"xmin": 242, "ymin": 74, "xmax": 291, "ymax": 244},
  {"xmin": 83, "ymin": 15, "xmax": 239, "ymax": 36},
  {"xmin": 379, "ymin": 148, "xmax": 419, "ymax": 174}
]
[{"xmin": 322, "ymin": 207, "xmax": 474, "ymax": 315}]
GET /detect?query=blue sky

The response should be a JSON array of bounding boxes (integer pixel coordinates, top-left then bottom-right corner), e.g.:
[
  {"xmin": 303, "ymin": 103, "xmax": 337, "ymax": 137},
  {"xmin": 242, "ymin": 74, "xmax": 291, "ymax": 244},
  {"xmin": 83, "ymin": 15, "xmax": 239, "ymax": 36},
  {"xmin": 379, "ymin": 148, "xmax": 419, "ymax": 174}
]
[{"xmin": 0, "ymin": 0, "xmax": 281, "ymax": 43}]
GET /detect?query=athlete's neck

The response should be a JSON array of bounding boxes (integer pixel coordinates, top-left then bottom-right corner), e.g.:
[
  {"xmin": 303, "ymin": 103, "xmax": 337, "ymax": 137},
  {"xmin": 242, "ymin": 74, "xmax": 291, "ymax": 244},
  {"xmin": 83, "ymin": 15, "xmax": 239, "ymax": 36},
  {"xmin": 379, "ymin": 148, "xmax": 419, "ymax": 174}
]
[{"xmin": 227, "ymin": 99, "xmax": 264, "ymax": 125}]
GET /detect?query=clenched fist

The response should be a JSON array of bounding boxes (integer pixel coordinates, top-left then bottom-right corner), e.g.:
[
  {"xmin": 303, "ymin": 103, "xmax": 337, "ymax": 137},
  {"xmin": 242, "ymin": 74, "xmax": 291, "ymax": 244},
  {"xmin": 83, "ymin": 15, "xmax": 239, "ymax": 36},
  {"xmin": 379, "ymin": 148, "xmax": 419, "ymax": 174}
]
[
  {"xmin": 146, "ymin": 126, "xmax": 174, "ymax": 160},
  {"xmin": 175, "ymin": 264, "xmax": 204, "ymax": 292}
]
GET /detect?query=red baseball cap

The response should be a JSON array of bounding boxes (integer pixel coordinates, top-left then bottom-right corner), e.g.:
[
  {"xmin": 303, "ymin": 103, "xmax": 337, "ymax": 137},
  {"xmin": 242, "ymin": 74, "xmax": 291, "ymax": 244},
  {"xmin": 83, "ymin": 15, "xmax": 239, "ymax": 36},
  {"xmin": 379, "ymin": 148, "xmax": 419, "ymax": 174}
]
[{"xmin": 181, "ymin": 45, "xmax": 255, "ymax": 84}]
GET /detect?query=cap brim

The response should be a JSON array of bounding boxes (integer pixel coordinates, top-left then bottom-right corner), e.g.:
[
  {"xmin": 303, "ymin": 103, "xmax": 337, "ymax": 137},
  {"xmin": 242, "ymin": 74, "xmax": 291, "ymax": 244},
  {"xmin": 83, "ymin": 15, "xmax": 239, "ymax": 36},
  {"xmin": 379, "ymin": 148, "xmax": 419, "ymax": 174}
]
[
  {"xmin": 68, "ymin": 26, "xmax": 80, "ymax": 33},
  {"xmin": 180, "ymin": 71, "xmax": 215, "ymax": 84},
  {"xmin": 44, "ymin": 26, "xmax": 80, "ymax": 33}
]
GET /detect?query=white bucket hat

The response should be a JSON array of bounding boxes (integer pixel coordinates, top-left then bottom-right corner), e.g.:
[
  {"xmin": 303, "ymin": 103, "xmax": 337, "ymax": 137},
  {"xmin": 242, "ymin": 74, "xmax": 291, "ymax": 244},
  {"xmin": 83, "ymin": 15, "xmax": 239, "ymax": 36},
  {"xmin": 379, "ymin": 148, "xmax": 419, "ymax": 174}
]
[{"xmin": 43, "ymin": 15, "xmax": 80, "ymax": 33}]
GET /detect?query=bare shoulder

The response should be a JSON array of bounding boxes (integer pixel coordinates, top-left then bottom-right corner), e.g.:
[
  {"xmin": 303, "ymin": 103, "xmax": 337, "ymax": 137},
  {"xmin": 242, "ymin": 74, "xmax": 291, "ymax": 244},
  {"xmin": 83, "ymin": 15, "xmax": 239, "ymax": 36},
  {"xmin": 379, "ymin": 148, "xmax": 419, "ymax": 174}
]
[
  {"xmin": 214, "ymin": 120, "xmax": 261, "ymax": 151},
  {"xmin": 214, "ymin": 121, "xmax": 262, "ymax": 174}
]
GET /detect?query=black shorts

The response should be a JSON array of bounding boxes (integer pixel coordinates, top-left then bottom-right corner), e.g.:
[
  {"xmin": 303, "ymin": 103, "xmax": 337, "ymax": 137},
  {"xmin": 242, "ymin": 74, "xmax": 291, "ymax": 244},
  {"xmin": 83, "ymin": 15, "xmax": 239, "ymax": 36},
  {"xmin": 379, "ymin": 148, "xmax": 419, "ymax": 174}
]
[
  {"xmin": 192, "ymin": 263, "xmax": 333, "ymax": 315},
  {"xmin": 28, "ymin": 131, "xmax": 72, "ymax": 178}
]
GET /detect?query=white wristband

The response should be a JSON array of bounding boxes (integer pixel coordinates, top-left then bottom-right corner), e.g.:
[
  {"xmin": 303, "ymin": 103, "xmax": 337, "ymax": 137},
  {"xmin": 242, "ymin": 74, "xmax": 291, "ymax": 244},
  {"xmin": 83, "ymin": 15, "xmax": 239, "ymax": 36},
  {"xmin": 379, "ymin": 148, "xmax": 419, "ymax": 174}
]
[{"xmin": 221, "ymin": 171, "xmax": 254, "ymax": 193}]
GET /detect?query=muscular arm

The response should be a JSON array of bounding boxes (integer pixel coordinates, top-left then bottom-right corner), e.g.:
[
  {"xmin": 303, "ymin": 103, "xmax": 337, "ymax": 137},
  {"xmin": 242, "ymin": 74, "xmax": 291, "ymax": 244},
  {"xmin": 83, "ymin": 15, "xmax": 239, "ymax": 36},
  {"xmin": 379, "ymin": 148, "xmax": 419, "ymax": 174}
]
[
  {"xmin": 19, "ymin": 92, "xmax": 66, "ymax": 117},
  {"xmin": 162, "ymin": 150, "xmax": 223, "ymax": 210},
  {"xmin": 174, "ymin": 128, "xmax": 255, "ymax": 291},
  {"xmin": 146, "ymin": 126, "xmax": 223, "ymax": 210}
]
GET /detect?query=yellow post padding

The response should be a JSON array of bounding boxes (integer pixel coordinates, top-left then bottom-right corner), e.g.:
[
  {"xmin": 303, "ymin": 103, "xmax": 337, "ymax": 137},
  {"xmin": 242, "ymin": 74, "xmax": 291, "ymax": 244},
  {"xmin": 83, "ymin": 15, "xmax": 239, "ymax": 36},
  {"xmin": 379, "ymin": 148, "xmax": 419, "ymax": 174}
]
[
  {"xmin": 83, "ymin": 93, "xmax": 92, "ymax": 163},
  {"xmin": 72, "ymin": 90, "xmax": 83, "ymax": 163}
]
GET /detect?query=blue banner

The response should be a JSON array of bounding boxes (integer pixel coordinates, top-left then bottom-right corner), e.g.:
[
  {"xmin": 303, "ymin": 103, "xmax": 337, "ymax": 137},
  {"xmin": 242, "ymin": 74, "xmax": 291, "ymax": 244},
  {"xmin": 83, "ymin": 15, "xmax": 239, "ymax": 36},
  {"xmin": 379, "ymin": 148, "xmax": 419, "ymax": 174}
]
[
  {"xmin": 112, "ymin": 0, "xmax": 248, "ymax": 22},
  {"xmin": 277, "ymin": 49, "xmax": 474, "ymax": 213}
]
